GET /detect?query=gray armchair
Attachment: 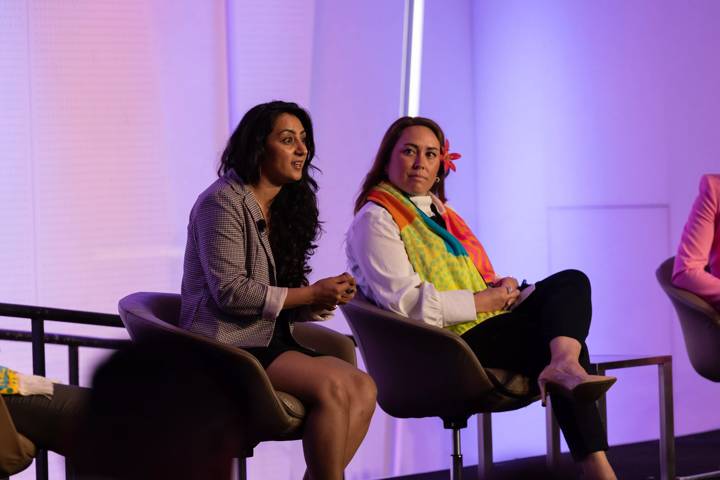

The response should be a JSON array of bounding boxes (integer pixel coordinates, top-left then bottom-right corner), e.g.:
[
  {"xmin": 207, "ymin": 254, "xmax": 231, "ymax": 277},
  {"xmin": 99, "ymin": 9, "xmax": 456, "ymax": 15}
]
[
  {"xmin": 340, "ymin": 296, "xmax": 539, "ymax": 480},
  {"xmin": 118, "ymin": 292, "xmax": 356, "ymax": 479},
  {"xmin": 656, "ymin": 257, "xmax": 720, "ymax": 381}
]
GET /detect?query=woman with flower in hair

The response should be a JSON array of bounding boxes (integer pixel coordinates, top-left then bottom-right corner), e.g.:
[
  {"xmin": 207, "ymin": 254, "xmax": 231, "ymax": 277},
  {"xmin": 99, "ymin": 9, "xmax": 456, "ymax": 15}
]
[{"xmin": 346, "ymin": 116, "xmax": 617, "ymax": 479}]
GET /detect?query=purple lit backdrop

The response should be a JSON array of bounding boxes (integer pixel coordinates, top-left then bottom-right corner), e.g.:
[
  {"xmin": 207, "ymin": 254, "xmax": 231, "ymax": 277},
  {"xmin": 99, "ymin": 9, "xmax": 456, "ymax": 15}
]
[{"xmin": 2, "ymin": 1, "xmax": 720, "ymax": 479}]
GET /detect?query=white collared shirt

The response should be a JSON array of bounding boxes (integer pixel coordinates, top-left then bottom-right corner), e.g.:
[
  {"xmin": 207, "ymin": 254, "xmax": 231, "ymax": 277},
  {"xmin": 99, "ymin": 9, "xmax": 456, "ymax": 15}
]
[{"xmin": 345, "ymin": 194, "xmax": 477, "ymax": 328}]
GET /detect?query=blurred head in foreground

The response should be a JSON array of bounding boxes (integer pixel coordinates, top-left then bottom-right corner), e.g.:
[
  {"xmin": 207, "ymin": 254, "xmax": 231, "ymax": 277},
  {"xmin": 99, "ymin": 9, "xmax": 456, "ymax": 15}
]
[{"xmin": 71, "ymin": 339, "xmax": 245, "ymax": 480}]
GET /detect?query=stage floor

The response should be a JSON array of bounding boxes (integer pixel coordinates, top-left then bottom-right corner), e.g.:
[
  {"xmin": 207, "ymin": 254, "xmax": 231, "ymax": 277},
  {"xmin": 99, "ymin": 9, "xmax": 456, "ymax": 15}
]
[{"xmin": 384, "ymin": 429, "xmax": 720, "ymax": 480}]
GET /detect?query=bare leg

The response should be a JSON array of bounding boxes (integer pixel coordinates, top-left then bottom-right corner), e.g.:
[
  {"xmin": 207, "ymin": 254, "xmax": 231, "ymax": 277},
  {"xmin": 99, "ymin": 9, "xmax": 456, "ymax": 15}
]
[
  {"xmin": 549, "ymin": 335, "xmax": 583, "ymax": 368},
  {"xmin": 266, "ymin": 352, "xmax": 376, "ymax": 480},
  {"xmin": 340, "ymin": 370, "xmax": 376, "ymax": 466}
]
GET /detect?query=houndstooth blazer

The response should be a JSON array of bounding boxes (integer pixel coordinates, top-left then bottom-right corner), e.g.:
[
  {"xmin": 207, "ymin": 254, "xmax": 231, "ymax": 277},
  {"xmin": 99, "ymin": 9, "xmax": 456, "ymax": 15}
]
[{"xmin": 179, "ymin": 170, "xmax": 288, "ymax": 347}]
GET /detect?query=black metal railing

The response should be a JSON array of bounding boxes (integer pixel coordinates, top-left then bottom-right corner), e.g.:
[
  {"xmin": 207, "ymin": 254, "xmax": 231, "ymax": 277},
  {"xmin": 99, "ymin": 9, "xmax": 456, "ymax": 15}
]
[{"xmin": 0, "ymin": 302, "xmax": 131, "ymax": 480}]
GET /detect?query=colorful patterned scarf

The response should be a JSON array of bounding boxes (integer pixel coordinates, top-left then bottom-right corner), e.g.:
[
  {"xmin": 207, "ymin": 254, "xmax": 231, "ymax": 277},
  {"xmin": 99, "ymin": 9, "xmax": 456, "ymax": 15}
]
[
  {"xmin": 367, "ymin": 182, "xmax": 505, "ymax": 334},
  {"xmin": 0, "ymin": 367, "xmax": 19, "ymax": 395},
  {"xmin": 0, "ymin": 366, "xmax": 54, "ymax": 396}
]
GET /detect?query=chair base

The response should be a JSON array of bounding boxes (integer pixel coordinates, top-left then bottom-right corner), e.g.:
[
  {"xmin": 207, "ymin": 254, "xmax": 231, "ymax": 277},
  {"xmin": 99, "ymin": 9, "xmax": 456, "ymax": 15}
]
[
  {"xmin": 451, "ymin": 427, "xmax": 462, "ymax": 480},
  {"xmin": 443, "ymin": 419, "xmax": 468, "ymax": 480}
]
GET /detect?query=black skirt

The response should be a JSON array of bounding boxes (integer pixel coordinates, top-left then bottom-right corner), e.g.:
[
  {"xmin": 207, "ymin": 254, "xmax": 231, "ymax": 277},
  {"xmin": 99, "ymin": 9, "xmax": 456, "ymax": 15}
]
[{"xmin": 244, "ymin": 312, "xmax": 320, "ymax": 369}]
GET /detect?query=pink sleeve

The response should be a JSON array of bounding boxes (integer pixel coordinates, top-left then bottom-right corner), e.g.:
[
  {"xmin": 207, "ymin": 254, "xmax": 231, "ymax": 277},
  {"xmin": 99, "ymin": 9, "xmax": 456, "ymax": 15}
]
[{"xmin": 672, "ymin": 174, "xmax": 720, "ymax": 309}]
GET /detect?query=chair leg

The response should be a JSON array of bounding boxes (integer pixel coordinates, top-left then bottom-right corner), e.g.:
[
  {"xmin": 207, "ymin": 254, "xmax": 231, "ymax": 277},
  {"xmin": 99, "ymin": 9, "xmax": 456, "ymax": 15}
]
[
  {"xmin": 444, "ymin": 418, "xmax": 468, "ymax": 480},
  {"xmin": 477, "ymin": 413, "xmax": 492, "ymax": 479},
  {"xmin": 451, "ymin": 426, "xmax": 463, "ymax": 480},
  {"xmin": 66, "ymin": 459, "xmax": 78, "ymax": 480},
  {"xmin": 545, "ymin": 398, "xmax": 561, "ymax": 469},
  {"xmin": 658, "ymin": 361, "xmax": 675, "ymax": 480},
  {"xmin": 36, "ymin": 449, "xmax": 48, "ymax": 480},
  {"xmin": 237, "ymin": 457, "xmax": 247, "ymax": 480}
]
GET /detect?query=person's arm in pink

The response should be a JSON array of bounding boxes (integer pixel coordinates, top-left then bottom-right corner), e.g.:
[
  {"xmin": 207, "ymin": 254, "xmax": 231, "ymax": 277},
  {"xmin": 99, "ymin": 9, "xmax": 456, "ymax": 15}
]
[{"xmin": 672, "ymin": 174, "xmax": 720, "ymax": 310}]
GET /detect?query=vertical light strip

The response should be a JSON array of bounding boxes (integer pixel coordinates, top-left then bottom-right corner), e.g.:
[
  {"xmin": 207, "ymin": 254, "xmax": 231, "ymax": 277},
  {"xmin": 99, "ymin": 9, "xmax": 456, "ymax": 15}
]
[
  {"xmin": 225, "ymin": 0, "xmax": 239, "ymax": 129},
  {"xmin": 400, "ymin": 0, "xmax": 424, "ymax": 116},
  {"xmin": 407, "ymin": 0, "xmax": 424, "ymax": 116}
]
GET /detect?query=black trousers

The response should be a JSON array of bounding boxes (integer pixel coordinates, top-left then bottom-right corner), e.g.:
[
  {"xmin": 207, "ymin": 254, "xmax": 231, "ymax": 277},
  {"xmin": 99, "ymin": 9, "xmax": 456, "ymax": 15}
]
[
  {"xmin": 461, "ymin": 269, "xmax": 608, "ymax": 460},
  {"xmin": 3, "ymin": 383, "xmax": 89, "ymax": 456}
]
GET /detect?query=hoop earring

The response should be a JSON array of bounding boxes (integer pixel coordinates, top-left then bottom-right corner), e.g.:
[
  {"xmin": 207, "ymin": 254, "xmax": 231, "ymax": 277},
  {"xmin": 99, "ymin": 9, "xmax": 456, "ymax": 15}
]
[{"xmin": 434, "ymin": 177, "xmax": 440, "ymax": 184}]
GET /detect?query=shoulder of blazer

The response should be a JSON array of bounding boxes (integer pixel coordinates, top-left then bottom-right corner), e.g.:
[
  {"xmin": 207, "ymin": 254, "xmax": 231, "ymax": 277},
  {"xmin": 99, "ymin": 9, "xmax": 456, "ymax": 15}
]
[
  {"xmin": 196, "ymin": 171, "xmax": 253, "ymax": 209},
  {"xmin": 214, "ymin": 171, "xmax": 267, "ymax": 236},
  {"xmin": 699, "ymin": 174, "xmax": 720, "ymax": 210},
  {"xmin": 222, "ymin": 169, "xmax": 249, "ymax": 195},
  {"xmin": 701, "ymin": 174, "xmax": 720, "ymax": 192}
]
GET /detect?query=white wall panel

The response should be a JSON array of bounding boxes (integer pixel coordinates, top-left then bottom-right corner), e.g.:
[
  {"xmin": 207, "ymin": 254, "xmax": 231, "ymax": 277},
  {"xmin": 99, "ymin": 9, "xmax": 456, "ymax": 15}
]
[
  {"xmin": 471, "ymin": 0, "xmax": 720, "ymax": 458},
  {"xmin": 0, "ymin": 0, "xmax": 42, "ymax": 412},
  {"xmin": 420, "ymin": 0, "xmax": 478, "ymax": 231},
  {"xmin": 27, "ymin": 1, "xmax": 168, "ymax": 317},
  {"xmin": 548, "ymin": 206, "xmax": 672, "ymax": 355},
  {"xmin": 548, "ymin": 205, "xmax": 673, "ymax": 445},
  {"xmin": 226, "ymin": 0, "xmax": 316, "ymax": 128},
  {"xmin": 0, "ymin": 0, "xmax": 37, "ymax": 307},
  {"xmin": 1, "ymin": 2, "xmax": 229, "ymax": 477}
]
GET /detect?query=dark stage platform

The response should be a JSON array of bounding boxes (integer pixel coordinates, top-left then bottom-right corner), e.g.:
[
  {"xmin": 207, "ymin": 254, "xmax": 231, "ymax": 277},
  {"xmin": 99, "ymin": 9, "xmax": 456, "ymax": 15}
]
[{"xmin": 384, "ymin": 429, "xmax": 720, "ymax": 480}]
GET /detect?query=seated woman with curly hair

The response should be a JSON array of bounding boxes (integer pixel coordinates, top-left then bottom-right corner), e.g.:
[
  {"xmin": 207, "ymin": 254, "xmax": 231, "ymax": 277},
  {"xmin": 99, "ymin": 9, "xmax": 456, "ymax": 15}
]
[{"xmin": 180, "ymin": 101, "xmax": 376, "ymax": 480}]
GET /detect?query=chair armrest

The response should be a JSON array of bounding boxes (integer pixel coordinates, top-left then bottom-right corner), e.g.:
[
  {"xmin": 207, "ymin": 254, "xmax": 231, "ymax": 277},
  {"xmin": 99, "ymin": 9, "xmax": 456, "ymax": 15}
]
[
  {"xmin": 656, "ymin": 256, "xmax": 720, "ymax": 323},
  {"xmin": 667, "ymin": 287, "xmax": 720, "ymax": 324},
  {"xmin": 340, "ymin": 299, "xmax": 496, "ymax": 419},
  {"xmin": 656, "ymin": 257, "xmax": 720, "ymax": 380},
  {"xmin": 292, "ymin": 322, "xmax": 357, "ymax": 366},
  {"xmin": 121, "ymin": 310, "xmax": 304, "ymax": 441}
]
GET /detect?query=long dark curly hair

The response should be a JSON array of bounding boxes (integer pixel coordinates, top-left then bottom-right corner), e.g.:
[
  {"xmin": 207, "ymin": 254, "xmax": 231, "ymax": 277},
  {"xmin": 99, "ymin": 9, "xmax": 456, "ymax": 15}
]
[{"xmin": 218, "ymin": 101, "xmax": 320, "ymax": 288}]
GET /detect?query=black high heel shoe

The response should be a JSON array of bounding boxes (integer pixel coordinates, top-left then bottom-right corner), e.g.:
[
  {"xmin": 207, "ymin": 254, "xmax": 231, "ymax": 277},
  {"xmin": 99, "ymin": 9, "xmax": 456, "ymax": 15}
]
[{"xmin": 539, "ymin": 368, "xmax": 616, "ymax": 406}]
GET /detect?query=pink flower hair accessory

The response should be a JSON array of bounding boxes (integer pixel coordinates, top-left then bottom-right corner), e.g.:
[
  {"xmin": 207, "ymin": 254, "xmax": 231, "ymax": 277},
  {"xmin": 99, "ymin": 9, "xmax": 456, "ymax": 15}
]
[{"xmin": 441, "ymin": 138, "xmax": 461, "ymax": 174}]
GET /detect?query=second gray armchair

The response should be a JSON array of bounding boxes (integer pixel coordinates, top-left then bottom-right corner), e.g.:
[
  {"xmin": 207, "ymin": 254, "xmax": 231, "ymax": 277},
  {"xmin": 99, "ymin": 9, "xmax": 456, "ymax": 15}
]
[{"xmin": 340, "ymin": 296, "xmax": 539, "ymax": 480}]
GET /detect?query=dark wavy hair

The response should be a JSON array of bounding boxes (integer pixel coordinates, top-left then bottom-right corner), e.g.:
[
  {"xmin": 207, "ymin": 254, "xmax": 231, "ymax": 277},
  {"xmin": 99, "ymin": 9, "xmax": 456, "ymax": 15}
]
[
  {"xmin": 218, "ymin": 101, "xmax": 320, "ymax": 288},
  {"xmin": 354, "ymin": 116, "xmax": 447, "ymax": 213}
]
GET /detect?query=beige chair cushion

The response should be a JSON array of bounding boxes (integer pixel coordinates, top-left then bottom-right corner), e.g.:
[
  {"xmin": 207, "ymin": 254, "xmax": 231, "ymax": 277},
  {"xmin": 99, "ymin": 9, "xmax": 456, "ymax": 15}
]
[{"xmin": 276, "ymin": 391, "xmax": 306, "ymax": 419}]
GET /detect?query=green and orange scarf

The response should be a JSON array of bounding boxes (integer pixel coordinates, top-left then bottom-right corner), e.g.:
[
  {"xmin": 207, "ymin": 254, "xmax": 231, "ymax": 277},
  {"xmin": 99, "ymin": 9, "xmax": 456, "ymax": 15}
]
[
  {"xmin": 367, "ymin": 182, "xmax": 506, "ymax": 334},
  {"xmin": 0, "ymin": 366, "xmax": 54, "ymax": 396}
]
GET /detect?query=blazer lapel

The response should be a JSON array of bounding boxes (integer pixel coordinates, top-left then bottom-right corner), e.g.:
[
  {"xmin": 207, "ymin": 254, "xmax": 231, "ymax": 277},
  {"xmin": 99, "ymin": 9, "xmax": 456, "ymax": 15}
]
[
  {"xmin": 244, "ymin": 197, "xmax": 278, "ymax": 287},
  {"xmin": 224, "ymin": 170, "xmax": 277, "ymax": 284}
]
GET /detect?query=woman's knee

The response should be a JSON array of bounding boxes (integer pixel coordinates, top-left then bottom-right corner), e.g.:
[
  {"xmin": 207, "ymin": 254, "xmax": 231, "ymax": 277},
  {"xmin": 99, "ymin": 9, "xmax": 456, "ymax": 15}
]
[
  {"xmin": 351, "ymin": 371, "xmax": 377, "ymax": 410},
  {"xmin": 552, "ymin": 269, "xmax": 591, "ymax": 296},
  {"xmin": 345, "ymin": 371, "xmax": 376, "ymax": 427},
  {"xmin": 565, "ymin": 269, "xmax": 590, "ymax": 289},
  {"xmin": 314, "ymin": 373, "xmax": 351, "ymax": 410}
]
